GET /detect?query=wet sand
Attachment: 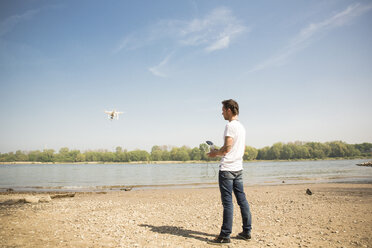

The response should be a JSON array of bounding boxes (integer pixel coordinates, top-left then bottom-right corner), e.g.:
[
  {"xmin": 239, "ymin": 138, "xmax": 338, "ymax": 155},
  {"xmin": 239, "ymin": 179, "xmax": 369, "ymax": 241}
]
[{"xmin": 1, "ymin": 183, "xmax": 371, "ymax": 247}]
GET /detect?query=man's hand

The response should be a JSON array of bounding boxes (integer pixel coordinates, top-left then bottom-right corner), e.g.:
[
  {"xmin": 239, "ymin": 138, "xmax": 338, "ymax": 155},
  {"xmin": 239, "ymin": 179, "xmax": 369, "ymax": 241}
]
[
  {"xmin": 207, "ymin": 149, "xmax": 218, "ymax": 158},
  {"xmin": 207, "ymin": 136, "xmax": 234, "ymax": 158}
]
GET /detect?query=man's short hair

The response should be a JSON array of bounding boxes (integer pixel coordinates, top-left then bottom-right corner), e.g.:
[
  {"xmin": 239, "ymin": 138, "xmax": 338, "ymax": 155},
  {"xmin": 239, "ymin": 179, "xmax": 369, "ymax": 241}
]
[{"xmin": 222, "ymin": 99, "xmax": 239, "ymax": 115}]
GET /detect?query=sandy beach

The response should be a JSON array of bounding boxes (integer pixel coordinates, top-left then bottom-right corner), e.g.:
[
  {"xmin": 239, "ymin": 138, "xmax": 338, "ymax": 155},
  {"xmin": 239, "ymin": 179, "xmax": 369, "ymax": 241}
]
[{"xmin": 1, "ymin": 183, "xmax": 371, "ymax": 248}]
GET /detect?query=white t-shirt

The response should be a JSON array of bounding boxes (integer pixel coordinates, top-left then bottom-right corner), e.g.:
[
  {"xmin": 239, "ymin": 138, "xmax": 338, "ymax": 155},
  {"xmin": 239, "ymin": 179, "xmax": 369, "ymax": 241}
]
[{"xmin": 220, "ymin": 120, "xmax": 246, "ymax": 171}]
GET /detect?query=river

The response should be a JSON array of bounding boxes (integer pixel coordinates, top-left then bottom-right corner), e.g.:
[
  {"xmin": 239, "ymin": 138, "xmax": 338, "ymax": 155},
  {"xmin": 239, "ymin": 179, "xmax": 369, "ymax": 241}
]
[{"xmin": 0, "ymin": 159, "xmax": 371, "ymax": 191}]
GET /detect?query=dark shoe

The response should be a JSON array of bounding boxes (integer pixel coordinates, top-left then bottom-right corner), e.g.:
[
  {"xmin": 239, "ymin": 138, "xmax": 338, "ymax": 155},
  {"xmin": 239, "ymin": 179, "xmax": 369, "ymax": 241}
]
[
  {"xmin": 207, "ymin": 236, "xmax": 231, "ymax": 245},
  {"xmin": 238, "ymin": 232, "xmax": 251, "ymax": 240}
]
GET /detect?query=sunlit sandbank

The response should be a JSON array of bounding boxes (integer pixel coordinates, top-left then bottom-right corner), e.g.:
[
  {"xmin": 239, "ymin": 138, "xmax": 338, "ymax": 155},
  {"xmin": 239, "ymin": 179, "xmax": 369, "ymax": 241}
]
[{"xmin": 1, "ymin": 183, "xmax": 371, "ymax": 247}]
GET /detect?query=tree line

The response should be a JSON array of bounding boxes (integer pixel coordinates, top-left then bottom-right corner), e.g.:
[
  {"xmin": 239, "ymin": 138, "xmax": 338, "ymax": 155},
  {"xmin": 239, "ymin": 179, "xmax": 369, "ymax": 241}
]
[{"xmin": 0, "ymin": 141, "xmax": 371, "ymax": 163}]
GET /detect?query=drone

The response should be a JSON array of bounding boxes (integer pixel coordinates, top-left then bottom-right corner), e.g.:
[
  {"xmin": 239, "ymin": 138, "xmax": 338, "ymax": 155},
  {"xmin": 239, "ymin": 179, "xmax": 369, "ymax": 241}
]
[{"xmin": 104, "ymin": 110, "xmax": 123, "ymax": 120}]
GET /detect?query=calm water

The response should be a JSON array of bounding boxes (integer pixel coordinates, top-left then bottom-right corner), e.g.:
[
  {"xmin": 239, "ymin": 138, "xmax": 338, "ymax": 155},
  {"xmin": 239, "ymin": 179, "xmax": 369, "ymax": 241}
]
[{"xmin": 0, "ymin": 159, "xmax": 371, "ymax": 191}]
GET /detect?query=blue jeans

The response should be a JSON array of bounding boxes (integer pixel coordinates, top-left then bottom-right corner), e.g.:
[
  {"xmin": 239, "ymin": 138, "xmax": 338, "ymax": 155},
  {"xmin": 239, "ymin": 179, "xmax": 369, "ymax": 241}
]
[{"xmin": 218, "ymin": 170, "xmax": 252, "ymax": 238}]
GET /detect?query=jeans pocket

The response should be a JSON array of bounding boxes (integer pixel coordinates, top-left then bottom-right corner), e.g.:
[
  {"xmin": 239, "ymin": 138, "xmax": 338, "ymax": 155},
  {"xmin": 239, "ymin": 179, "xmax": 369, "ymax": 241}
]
[
  {"xmin": 219, "ymin": 171, "xmax": 235, "ymax": 180},
  {"xmin": 234, "ymin": 170, "xmax": 243, "ymax": 180}
]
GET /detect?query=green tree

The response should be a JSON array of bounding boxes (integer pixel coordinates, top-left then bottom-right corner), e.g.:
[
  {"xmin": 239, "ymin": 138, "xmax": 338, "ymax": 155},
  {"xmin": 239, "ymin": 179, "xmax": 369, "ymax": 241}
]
[
  {"xmin": 114, "ymin": 146, "xmax": 124, "ymax": 162},
  {"xmin": 151, "ymin": 150, "xmax": 163, "ymax": 161},
  {"xmin": 76, "ymin": 153, "xmax": 86, "ymax": 162},
  {"xmin": 28, "ymin": 150, "xmax": 42, "ymax": 161},
  {"xmin": 344, "ymin": 144, "xmax": 361, "ymax": 157},
  {"xmin": 297, "ymin": 146, "xmax": 310, "ymax": 159},
  {"xmin": 0, "ymin": 152, "xmax": 16, "ymax": 162},
  {"xmin": 289, "ymin": 143, "xmax": 310, "ymax": 159},
  {"xmin": 257, "ymin": 146, "xmax": 270, "ymax": 160},
  {"xmin": 56, "ymin": 147, "xmax": 71, "ymax": 162},
  {"xmin": 267, "ymin": 143, "xmax": 283, "ymax": 160},
  {"xmin": 40, "ymin": 149, "xmax": 55, "ymax": 162},
  {"xmin": 199, "ymin": 143, "xmax": 209, "ymax": 160},
  {"xmin": 308, "ymin": 143, "xmax": 324, "ymax": 159},
  {"xmin": 328, "ymin": 141, "xmax": 348, "ymax": 157},
  {"xmin": 190, "ymin": 147, "xmax": 202, "ymax": 160},
  {"xmin": 354, "ymin": 143, "xmax": 372, "ymax": 156},
  {"xmin": 151, "ymin": 146, "xmax": 163, "ymax": 161},
  {"xmin": 170, "ymin": 147, "xmax": 190, "ymax": 161},
  {"xmin": 85, "ymin": 151, "xmax": 99, "ymax": 162},
  {"xmin": 127, "ymin": 150, "xmax": 149, "ymax": 162},
  {"xmin": 15, "ymin": 150, "xmax": 28, "ymax": 161},
  {"xmin": 138, "ymin": 150, "xmax": 150, "ymax": 162},
  {"xmin": 69, "ymin": 150, "xmax": 82, "ymax": 162},
  {"xmin": 161, "ymin": 150, "xmax": 170, "ymax": 161},
  {"xmin": 280, "ymin": 144, "xmax": 294, "ymax": 160},
  {"xmin": 244, "ymin": 146, "xmax": 258, "ymax": 160},
  {"xmin": 101, "ymin": 151, "xmax": 115, "ymax": 162},
  {"xmin": 116, "ymin": 149, "xmax": 128, "ymax": 162},
  {"xmin": 115, "ymin": 146, "xmax": 122, "ymax": 153}
]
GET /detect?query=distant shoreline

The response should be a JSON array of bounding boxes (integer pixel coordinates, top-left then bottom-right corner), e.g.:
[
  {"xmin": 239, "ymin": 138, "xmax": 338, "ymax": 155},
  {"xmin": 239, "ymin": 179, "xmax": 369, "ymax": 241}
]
[{"xmin": 1, "ymin": 157, "xmax": 371, "ymax": 165}]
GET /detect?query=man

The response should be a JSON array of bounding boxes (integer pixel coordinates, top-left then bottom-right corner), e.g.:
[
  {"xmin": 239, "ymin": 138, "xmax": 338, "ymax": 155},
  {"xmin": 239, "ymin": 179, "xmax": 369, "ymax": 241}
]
[{"xmin": 207, "ymin": 99, "xmax": 252, "ymax": 245}]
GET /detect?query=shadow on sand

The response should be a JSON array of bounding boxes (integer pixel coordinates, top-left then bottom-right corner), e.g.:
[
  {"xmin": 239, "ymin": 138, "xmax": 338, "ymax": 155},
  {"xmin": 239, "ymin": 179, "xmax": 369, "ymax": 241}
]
[{"xmin": 139, "ymin": 224, "xmax": 215, "ymax": 242}]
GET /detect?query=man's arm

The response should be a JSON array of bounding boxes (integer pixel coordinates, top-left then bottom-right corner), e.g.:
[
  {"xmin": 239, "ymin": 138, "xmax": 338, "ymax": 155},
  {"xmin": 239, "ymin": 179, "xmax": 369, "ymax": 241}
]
[{"xmin": 208, "ymin": 136, "xmax": 233, "ymax": 157}]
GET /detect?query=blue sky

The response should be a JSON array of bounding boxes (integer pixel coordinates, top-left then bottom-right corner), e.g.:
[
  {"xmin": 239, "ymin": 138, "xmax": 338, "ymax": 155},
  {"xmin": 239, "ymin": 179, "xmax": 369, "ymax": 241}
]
[{"xmin": 1, "ymin": 0, "xmax": 372, "ymax": 153}]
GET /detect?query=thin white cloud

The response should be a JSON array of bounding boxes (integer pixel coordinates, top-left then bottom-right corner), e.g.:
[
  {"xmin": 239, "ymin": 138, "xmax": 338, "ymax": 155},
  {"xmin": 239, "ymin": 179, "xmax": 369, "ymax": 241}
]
[
  {"xmin": 178, "ymin": 7, "xmax": 247, "ymax": 52},
  {"xmin": 114, "ymin": 31, "xmax": 152, "ymax": 53},
  {"xmin": 0, "ymin": 9, "xmax": 40, "ymax": 37},
  {"xmin": 249, "ymin": 3, "xmax": 372, "ymax": 73},
  {"xmin": 114, "ymin": 36, "xmax": 132, "ymax": 53},
  {"xmin": 148, "ymin": 53, "xmax": 172, "ymax": 78},
  {"xmin": 206, "ymin": 36, "xmax": 230, "ymax": 52},
  {"xmin": 292, "ymin": 3, "xmax": 372, "ymax": 46},
  {"xmin": 117, "ymin": 7, "xmax": 248, "ymax": 78},
  {"xmin": 0, "ymin": 4, "xmax": 63, "ymax": 38},
  {"xmin": 116, "ymin": 7, "xmax": 247, "ymax": 53}
]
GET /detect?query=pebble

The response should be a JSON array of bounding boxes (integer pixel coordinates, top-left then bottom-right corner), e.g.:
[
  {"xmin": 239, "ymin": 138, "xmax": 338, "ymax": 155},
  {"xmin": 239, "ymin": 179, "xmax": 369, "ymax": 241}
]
[{"xmin": 24, "ymin": 196, "xmax": 39, "ymax": 204}]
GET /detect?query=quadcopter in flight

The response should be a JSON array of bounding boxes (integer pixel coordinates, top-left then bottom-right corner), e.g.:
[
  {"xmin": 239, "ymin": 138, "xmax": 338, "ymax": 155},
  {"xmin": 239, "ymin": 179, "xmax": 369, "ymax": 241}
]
[{"xmin": 104, "ymin": 110, "xmax": 123, "ymax": 120}]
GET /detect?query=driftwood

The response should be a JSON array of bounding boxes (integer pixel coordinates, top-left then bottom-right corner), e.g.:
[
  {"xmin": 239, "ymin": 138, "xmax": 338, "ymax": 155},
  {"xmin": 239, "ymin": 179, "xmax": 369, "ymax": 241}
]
[
  {"xmin": 1, "ymin": 195, "xmax": 52, "ymax": 205},
  {"xmin": 120, "ymin": 187, "xmax": 133, "ymax": 191},
  {"xmin": 50, "ymin": 193, "xmax": 76, "ymax": 199},
  {"xmin": 356, "ymin": 161, "xmax": 372, "ymax": 167}
]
